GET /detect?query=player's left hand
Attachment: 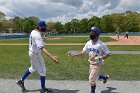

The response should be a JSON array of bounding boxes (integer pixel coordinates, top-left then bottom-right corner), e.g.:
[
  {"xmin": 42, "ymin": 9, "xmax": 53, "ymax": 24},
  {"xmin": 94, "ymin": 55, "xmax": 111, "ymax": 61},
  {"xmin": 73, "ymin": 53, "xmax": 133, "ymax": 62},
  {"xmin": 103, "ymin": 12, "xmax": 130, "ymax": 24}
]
[{"xmin": 52, "ymin": 56, "xmax": 60, "ymax": 63}]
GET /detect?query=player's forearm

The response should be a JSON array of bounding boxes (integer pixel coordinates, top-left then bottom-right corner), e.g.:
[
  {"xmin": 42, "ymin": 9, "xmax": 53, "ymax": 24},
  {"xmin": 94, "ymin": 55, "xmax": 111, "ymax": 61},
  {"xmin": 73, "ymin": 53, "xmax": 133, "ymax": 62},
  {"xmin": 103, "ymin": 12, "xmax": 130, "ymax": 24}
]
[
  {"xmin": 101, "ymin": 54, "xmax": 110, "ymax": 59},
  {"xmin": 75, "ymin": 51, "xmax": 85, "ymax": 56},
  {"xmin": 41, "ymin": 48, "xmax": 59, "ymax": 63},
  {"xmin": 41, "ymin": 48, "xmax": 53, "ymax": 59}
]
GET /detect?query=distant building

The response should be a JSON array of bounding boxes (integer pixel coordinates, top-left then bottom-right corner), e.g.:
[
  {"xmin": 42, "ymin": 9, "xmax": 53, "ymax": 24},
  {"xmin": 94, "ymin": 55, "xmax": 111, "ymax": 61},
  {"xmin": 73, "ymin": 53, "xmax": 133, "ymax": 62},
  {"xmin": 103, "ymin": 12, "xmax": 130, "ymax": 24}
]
[
  {"xmin": 4, "ymin": 28, "xmax": 13, "ymax": 33},
  {"xmin": 50, "ymin": 29, "xmax": 58, "ymax": 34}
]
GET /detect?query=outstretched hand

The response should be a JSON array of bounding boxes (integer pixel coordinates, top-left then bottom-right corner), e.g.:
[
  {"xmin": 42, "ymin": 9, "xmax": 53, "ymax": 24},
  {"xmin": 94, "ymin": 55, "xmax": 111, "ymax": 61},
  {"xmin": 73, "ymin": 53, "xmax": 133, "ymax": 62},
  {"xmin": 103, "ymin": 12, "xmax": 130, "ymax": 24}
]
[
  {"xmin": 67, "ymin": 52, "xmax": 77, "ymax": 56},
  {"xmin": 52, "ymin": 56, "xmax": 59, "ymax": 63}
]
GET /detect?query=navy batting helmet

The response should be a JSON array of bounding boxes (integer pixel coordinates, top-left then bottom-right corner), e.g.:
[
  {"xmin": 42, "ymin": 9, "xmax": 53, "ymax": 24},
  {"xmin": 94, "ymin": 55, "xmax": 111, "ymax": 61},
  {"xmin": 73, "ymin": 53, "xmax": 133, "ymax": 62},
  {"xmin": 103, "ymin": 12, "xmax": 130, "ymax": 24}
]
[
  {"xmin": 37, "ymin": 20, "xmax": 47, "ymax": 32},
  {"xmin": 37, "ymin": 20, "xmax": 47, "ymax": 27},
  {"xmin": 89, "ymin": 26, "xmax": 101, "ymax": 35}
]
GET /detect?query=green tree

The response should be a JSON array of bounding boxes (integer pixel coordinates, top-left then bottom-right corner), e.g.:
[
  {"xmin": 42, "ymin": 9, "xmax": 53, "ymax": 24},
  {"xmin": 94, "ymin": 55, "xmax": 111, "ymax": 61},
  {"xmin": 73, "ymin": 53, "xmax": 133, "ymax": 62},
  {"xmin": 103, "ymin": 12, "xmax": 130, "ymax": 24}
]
[
  {"xmin": 111, "ymin": 13, "xmax": 124, "ymax": 32},
  {"xmin": 0, "ymin": 11, "xmax": 5, "ymax": 21},
  {"xmin": 64, "ymin": 22, "xmax": 72, "ymax": 34},
  {"xmin": 88, "ymin": 16, "xmax": 100, "ymax": 29},
  {"xmin": 18, "ymin": 16, "xmax": 39, "ymax": 33},
  {"xmin": 54, "ymin": 22, "xmax": 64, "ymax": 34},
  {"xmin": 70, "ymin": 19, "xmax": 80, "ymax": 33},
  {"xmin": 12, "ymin": 16, "xmax": 22, "ymax": 32},
  {"xmin": 22, "ymin": 18, "xmax": 31, "ymax": 33},
  {"xmin": 28, "ymin": 16, "xmax": 39, "ymax": 31},
  {"xmin": 2, "ymin": 20, "xmax": 14, "ymax": 32},
  {"xmin": 0, "ymin": 11, "xmax": 5, "ymax": 32},
  {"xmin": 79, "ymin": 18, "xmax": 89, "ymax": 33},
  {"xmin": 124, "ymin": 12, "xmax": 140, "ymax": 32},
  {"xmin": 47, "ymin": 22, "xmax": 56, "ymax": 33},
  {"xmin": 100, "ymin": 15, "xmax": 115, "ymax": 33}
]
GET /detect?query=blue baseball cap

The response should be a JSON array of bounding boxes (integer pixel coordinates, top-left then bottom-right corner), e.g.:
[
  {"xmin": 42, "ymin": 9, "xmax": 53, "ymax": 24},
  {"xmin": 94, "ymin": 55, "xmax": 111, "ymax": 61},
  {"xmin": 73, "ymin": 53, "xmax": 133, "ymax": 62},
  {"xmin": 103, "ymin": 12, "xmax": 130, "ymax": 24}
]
[
  {"xmin": 37, "ymin": 20, "xmax": 47, "ymax": 27},
  {"xmin": 89, "ymin": 26, "xmax": 101, "ymax": 35}
]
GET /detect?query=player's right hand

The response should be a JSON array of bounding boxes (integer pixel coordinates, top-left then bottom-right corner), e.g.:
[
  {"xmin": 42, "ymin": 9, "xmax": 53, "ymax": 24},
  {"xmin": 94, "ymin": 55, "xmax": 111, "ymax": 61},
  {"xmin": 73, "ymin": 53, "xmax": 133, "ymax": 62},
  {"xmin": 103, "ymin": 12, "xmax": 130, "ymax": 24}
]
[
  {"xmin": 94, "ymin": 56, "xmax": 102, "ymax": 62},
  {"xmin": 68, "ymin": 52, "xmax": 78, "ymax": 56},
  {"xmin": 52, "ymin": 56, "xmax": 59, "ymax": 63}
]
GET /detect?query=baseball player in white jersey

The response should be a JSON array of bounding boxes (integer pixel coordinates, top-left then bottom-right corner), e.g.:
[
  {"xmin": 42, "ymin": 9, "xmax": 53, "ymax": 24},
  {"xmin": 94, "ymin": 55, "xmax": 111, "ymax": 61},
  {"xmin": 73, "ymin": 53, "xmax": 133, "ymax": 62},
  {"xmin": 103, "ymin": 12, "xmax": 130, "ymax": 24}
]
[
  {"xmin": 71, "ymin": 27, "xmax": 111, "ymax": 93},
  {"xmin": 16, "ymin": 20, "xmax": 59, "ymax": 93}
]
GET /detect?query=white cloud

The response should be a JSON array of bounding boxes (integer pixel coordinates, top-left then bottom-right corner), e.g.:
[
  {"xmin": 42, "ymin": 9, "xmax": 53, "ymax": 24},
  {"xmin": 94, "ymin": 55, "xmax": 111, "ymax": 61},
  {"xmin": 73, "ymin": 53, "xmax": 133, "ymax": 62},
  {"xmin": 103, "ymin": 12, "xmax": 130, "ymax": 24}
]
[
  {"xmin": 0, "ymin": 0, "xmax": 140, "ymax": 23},
  {"xmin": 47, "ymin": 0, "xmax": 83, "ymax": 7},
  {"xmin": 118, "ymin": 0, "xmax": 140, "ymax": 11}
]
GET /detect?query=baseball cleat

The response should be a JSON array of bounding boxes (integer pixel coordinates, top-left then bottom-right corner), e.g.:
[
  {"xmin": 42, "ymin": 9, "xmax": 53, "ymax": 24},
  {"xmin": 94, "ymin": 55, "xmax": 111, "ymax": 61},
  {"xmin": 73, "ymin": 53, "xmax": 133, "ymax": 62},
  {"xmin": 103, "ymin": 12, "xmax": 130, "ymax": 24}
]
[
  {"xmin": 16, "ymin": 80, "xmax": 26, "ymax": 91},
  {"xmin": 103, "ymin": 75, "xmax": 110, "ymax": 84},
  {"xmin": 40, "ymin": 87, "xmax": 53, "ymax": 93}
]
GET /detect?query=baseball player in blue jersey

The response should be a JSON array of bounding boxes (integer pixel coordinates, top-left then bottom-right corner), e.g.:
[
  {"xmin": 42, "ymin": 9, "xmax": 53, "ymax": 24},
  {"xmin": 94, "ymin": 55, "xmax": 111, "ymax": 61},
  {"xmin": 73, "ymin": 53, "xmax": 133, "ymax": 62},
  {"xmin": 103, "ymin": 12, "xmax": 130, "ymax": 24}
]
[
  {"xmin": 71, "ymin": 27, "xmax": 111, "ymax": 93},
  {"xmin": 16, "ymin": 20, "xmax": 59, "ymax": 93}
]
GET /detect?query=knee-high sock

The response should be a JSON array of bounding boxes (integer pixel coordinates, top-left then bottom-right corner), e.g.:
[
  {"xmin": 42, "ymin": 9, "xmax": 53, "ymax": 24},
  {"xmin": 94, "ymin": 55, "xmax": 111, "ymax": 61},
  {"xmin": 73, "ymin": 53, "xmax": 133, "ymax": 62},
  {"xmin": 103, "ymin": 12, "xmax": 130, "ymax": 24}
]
[
  {"xmin": 98, "ymin": 75, "xmax": 106, "ymax": 80},
  {"xmin": 91, "ymin": 85, "xmax": 96, "ymax": 93},
  {"xmin": 40, "ymin": 76, "xmax": 46, "ymax": 89},
  {"xmin": 21, "ymin": 69, "xmax": 31, "ymax": 81}
]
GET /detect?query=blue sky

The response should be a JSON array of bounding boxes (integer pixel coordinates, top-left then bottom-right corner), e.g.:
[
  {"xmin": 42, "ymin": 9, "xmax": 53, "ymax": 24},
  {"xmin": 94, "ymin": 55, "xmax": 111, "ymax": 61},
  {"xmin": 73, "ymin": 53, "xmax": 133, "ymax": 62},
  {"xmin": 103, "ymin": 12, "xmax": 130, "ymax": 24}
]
[{"xmin": 0, "ymin": 0, "xmax": 140, "ymax": 23}]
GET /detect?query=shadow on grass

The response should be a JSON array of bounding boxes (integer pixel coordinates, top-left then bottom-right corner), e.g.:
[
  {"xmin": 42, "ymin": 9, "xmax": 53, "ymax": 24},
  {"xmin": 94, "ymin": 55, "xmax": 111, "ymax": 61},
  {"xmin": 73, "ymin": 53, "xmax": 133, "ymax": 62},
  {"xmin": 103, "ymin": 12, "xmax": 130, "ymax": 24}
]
[
  {"xmin": 22, "ymin": 88, "xmax": 79, "ymax": 93},
  {"xmin": 101, "ymin": 87, "xmax": 120, "ymax": 93}
]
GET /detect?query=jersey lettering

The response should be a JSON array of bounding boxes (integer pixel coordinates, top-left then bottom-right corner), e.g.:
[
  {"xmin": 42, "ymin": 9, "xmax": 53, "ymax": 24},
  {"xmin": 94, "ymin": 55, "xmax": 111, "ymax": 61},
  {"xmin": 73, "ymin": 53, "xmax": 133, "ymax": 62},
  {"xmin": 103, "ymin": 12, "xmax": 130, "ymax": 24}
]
[{"xmin": 87, "ymin": 48, "xmax": 99, "ymax": 54}]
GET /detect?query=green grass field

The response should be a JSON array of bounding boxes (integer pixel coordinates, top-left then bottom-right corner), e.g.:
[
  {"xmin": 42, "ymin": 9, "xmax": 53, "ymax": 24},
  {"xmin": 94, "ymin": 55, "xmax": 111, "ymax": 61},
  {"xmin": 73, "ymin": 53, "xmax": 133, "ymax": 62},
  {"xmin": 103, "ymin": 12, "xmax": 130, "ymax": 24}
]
[
  {"xmin": 0, "ymin": 36, "xmax": 115, "ymax": 43},
  {"xmin": 108, "ymin": 45, "xmax": 140, "ymax": 51},
  {"xmin": 0, "ymin": 36, "xmax": 140, "ymax": 80},
  {"xmin": 0, "ymin": 45, "xmax": 140, "ymax": 80},
  {"xmin": 0, "ymin": 38, "xmax": 29, "ymax": 43}
]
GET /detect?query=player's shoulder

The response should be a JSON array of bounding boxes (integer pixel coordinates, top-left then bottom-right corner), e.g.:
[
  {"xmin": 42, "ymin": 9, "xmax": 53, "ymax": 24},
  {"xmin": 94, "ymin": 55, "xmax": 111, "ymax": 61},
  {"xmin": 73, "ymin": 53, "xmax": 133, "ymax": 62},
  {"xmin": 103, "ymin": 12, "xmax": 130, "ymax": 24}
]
[
  {"xmin": 31, "ymin": 30, "xmax": 39, "ymax": 34},
  {"xmin": 31, "ymin": 30, "xmax": 41, "ymax": 38},
  {"xmin": 86, "ymin": 40, "xmax": 92, "ymax": 45},
  {"xmin": 97, "ymin": 40, "xmax": 106, "ymax": 46}
]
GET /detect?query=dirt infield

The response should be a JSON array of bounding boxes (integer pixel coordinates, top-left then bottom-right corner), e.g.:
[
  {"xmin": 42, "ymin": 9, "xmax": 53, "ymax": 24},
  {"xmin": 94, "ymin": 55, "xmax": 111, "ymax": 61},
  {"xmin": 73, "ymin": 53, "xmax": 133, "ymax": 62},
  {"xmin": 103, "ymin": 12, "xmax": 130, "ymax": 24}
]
[{"xmin": 106, "ymin": 36, "xmax": 140, "ymax": 45}]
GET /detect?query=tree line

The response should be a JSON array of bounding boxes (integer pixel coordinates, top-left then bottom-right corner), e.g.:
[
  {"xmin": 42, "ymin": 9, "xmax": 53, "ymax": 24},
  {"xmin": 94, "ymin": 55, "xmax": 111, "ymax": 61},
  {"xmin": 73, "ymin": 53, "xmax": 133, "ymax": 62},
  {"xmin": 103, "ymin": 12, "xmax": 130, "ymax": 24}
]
[{"xmin": 0, "ymin": 11, "xmax": 140, "ymax": 34}]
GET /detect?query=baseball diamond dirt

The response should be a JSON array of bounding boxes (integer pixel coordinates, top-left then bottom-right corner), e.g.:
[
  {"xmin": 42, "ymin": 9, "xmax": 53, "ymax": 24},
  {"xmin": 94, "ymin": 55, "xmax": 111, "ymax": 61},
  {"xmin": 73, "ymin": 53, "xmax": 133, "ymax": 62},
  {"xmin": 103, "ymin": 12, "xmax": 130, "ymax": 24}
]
[{"xmin": 105, "ymin": 36, "xmax": 140, "ymax": 45}]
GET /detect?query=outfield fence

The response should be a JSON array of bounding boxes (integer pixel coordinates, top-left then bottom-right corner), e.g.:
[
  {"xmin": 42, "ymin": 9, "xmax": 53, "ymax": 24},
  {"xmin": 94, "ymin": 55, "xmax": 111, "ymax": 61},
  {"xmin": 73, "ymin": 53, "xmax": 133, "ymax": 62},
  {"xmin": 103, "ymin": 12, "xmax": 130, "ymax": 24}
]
[
  {"xmin": 0, "ymin": 32, "xmax": 139, "ymax": 39},
  {"xmin": 0, "ymin": 33, "xmax": 28, "ymax": 39}
]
